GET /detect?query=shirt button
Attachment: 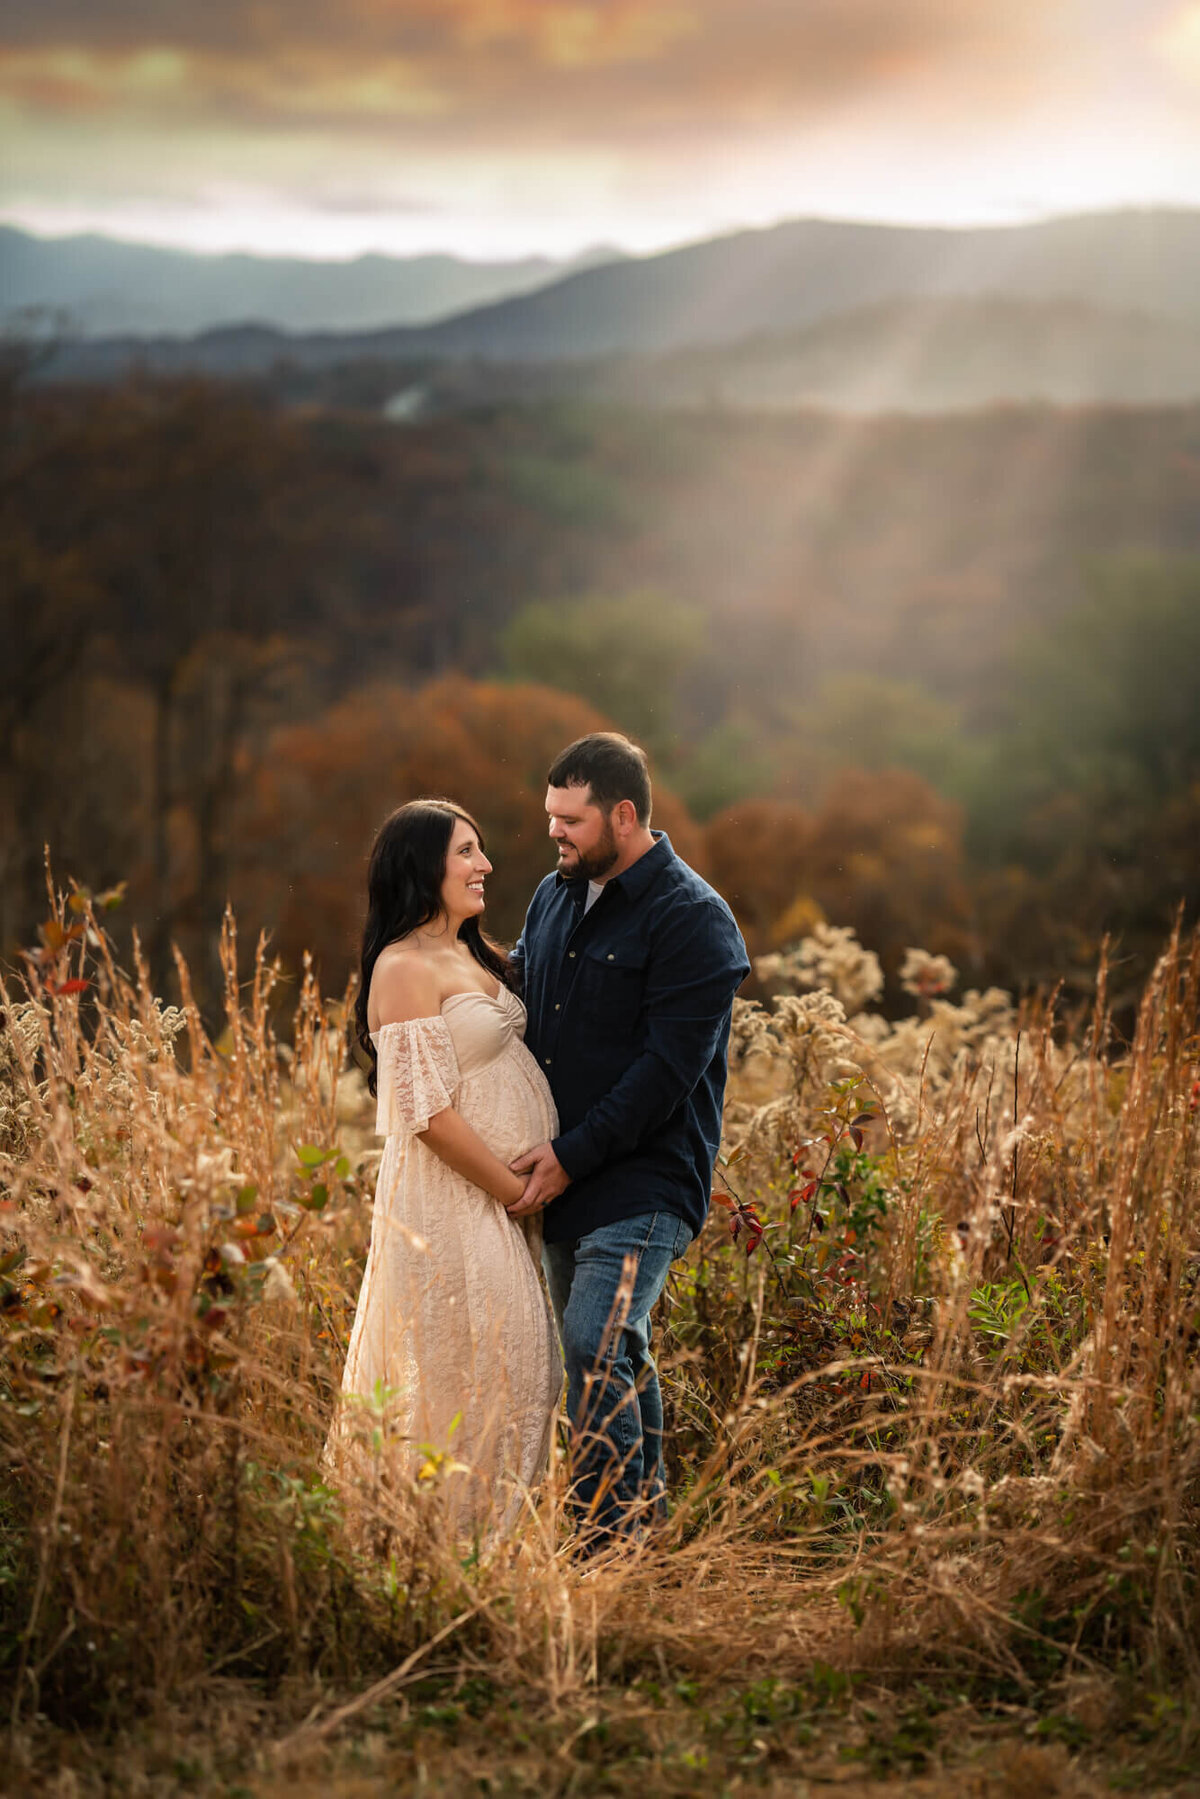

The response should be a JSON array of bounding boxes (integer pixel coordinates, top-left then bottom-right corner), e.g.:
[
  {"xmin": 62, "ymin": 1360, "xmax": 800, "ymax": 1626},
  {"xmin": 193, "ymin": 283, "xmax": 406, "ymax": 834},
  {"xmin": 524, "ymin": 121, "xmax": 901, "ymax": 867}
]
[
  {"xmin": 554, "ymin": 1003, "xmax": 560, "ymax": 1011},
  {"xmin": 544, "ymin": 1057, "xmax": 552, "ymax": 1066},
  {"xmin": 607, "ymin": 953, "xmax": 615, "ymax": 961},
  {"xmin": 568, "ymin": 950, "xmax": 576, "ymax": 959}
]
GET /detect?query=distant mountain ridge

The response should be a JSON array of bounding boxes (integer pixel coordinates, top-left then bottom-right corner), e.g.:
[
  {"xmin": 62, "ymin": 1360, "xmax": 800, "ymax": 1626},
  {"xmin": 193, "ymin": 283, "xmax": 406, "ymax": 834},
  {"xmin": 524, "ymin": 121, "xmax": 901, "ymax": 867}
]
[
  {"xmin": 0, "ymin": 226, "xmax": 622, "ymax": 337},
  {"xmin": 381, "ymin": 297, "xmax": 1200, "ymax": 416},
  {"xmin": 22, "ymin": 209, "xmax": 1200, "ymax": 416},
  {"xmin": 384, "ymin": 207, "xmax": 1200, "ymax": 362},
  {"xmin": 605, "ymin": 295, "xmax": 1200, "ymax": 413}
]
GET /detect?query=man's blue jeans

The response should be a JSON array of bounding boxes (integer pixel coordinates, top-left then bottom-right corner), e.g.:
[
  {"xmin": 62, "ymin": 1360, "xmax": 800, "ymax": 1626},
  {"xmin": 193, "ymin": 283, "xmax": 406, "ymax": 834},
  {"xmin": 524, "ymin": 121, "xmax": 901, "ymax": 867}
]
[{"xmin": 543, "ymin": 1211, "xmax": 693, "ymax": 1546}]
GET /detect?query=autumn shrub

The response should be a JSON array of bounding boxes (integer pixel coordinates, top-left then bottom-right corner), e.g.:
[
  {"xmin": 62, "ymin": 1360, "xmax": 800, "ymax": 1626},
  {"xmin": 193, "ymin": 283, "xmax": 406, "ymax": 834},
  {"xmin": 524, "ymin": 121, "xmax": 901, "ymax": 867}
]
[
  {"xmin": 704, "ymin": 772, "xmax": 973, "ymax": 978},
  {"xmin": 671, "ymin": 919, "xmax": 1200, "ymax": 1687}
]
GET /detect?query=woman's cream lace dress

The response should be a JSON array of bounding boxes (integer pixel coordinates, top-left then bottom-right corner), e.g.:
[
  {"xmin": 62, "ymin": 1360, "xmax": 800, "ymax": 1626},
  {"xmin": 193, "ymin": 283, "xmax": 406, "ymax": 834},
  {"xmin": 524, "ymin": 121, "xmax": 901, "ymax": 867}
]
[{"xmin": 328, "ymin": 985, "xmax": 562, "ymax": 1536}]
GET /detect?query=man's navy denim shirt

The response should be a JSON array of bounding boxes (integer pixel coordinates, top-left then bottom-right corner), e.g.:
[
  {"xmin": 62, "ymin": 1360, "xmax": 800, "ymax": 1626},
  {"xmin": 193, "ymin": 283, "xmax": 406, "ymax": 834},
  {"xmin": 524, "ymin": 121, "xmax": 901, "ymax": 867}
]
[{"xmin": 511, "ymin": 833, "xmax": 750, "ymax": 1246}]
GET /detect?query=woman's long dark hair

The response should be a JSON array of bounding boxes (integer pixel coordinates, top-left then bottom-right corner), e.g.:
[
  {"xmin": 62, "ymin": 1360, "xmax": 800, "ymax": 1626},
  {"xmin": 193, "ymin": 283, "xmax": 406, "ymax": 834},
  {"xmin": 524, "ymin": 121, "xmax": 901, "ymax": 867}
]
[{"xmin": 354, "ymin": 799, "xmax": 512, "ymax": 1095}]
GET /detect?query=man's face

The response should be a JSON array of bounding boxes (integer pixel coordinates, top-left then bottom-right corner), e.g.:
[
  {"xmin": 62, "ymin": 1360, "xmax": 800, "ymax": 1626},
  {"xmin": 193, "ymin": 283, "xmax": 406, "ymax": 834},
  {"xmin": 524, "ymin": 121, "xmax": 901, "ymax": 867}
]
[{"xmin": 545, "ymin": 784, "xmax": 619, "ymax": 882}]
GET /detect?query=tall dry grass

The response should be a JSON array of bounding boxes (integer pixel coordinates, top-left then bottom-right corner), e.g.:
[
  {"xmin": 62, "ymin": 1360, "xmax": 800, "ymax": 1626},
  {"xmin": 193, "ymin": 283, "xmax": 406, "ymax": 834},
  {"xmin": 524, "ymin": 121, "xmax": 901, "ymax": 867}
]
[{"xmin": 1, "ymin": 889, "xmax": 1197, "ymax": 1782}]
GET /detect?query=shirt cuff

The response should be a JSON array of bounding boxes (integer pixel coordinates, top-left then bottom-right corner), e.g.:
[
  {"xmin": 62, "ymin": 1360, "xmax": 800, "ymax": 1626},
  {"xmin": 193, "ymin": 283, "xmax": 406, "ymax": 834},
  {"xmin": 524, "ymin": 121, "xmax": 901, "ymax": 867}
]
[{"xmin": 551, "ymin": 1128, "xmax": 598, "ymax": 1183}]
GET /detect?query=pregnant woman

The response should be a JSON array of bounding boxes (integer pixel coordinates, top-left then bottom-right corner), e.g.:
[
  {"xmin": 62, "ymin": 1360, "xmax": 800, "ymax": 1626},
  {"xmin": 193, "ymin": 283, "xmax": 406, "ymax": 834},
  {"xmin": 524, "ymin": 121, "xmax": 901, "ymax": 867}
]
[{"xmin": 327, "ymin": 799, "xmax": 561, "ymax": 1539}]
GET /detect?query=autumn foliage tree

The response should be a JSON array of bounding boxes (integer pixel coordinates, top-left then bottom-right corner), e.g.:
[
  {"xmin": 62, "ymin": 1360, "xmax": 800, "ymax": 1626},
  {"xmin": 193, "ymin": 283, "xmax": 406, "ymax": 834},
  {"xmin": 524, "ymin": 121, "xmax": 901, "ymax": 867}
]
[
  {"xmin": 0, "ymin": 379, "xmax": 380, "ymax": 991},
  {"xmin": 703, "ymin": 799, "xmax": 816, "ymax": 949},
  {"xmin": 806, "ymin": 768, "xmax": 972, "ymax": 980},
  {"xmin": 705, "ymin": 769, "xmax": 971, "ymax": 984}
]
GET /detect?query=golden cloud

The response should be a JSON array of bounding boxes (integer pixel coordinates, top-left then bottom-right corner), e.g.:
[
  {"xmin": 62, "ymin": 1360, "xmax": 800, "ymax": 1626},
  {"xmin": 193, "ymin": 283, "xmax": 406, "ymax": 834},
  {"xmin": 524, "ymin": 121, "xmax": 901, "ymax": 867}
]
[
  {"xmin": 449, "ymin": 0, "xmax": 699, "ymax": 68},
  {"xmin": 0, "ymin": 0, "xmax": 1091, "ymax": 145}
]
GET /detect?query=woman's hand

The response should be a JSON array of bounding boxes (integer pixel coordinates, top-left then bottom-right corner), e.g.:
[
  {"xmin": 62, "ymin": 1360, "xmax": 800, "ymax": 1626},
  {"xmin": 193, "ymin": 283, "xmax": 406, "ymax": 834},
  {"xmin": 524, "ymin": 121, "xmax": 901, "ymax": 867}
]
[{"xmin": 501, "ymin": 1169, "xmax": 529, "ymax": 1209}]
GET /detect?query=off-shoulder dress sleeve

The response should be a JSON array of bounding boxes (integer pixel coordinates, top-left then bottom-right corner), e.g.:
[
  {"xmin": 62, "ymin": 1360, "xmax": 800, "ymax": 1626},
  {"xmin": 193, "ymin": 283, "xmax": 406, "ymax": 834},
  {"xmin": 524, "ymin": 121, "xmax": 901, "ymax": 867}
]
[{"xmin": 374, "ymin": 1016, "xmax": 460, "ymax": 1139}]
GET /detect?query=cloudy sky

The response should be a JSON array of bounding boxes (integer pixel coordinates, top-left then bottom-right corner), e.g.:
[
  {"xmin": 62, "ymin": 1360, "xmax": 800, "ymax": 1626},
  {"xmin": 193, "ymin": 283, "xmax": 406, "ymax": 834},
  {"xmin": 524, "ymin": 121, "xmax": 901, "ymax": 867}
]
[{"xmin": 3, "ymin": 0, "xmax": 1200, "ymax": 260}]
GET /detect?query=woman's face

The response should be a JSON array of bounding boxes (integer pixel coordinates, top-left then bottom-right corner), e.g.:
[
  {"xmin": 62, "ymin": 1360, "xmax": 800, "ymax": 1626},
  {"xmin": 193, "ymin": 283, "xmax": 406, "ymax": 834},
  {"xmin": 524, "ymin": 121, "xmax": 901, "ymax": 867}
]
[{"xmin": 438, "ymin": 816, "xmax": 492, "ymax": 922}]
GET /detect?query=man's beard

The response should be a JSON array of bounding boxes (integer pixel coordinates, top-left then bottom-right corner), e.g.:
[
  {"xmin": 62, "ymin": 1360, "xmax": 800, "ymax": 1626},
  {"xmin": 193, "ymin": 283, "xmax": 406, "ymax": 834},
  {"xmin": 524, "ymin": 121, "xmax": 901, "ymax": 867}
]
[{"xmin": 559, "ymin": 820, "xmax": 618, "ymax": 882}]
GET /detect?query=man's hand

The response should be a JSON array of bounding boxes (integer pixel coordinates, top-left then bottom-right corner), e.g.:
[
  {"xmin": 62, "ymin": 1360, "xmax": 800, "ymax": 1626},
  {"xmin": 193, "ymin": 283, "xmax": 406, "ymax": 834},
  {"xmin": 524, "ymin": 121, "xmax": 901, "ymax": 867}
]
[{"xmin": 506, "ymin": 1142, "xmax": 569, "ymax": 1216}]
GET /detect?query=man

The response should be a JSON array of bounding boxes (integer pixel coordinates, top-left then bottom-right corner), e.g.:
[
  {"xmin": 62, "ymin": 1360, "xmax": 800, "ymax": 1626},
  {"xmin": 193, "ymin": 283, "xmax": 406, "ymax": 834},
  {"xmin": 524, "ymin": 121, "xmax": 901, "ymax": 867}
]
[{"xmin": 508, "ymin": 732, "xmax": 749, "ymax": 1548}]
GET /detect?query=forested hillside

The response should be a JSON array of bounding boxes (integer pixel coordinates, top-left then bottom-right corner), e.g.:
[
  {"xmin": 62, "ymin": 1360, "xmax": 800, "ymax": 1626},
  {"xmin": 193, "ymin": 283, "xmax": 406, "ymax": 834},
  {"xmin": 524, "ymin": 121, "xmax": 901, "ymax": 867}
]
[{"xmin": 4, "ymin": 372, "xmax": 1200, "ymax": 1011}]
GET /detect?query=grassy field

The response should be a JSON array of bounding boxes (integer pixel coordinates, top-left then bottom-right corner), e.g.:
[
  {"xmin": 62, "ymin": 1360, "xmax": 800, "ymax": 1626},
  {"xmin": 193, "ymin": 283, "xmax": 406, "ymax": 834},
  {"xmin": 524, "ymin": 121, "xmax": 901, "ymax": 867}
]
[{"xmin": 1, "ymin": 896, "xmax": 1198, "ymax": 1795}]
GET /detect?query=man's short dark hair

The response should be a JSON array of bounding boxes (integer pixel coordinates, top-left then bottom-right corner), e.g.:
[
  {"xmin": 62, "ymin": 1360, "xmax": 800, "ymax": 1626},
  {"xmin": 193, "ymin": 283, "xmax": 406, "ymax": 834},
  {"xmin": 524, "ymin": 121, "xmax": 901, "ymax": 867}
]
[{"xmin": 547, "ymin": 733, "xmax": 652, "ymax": 826}]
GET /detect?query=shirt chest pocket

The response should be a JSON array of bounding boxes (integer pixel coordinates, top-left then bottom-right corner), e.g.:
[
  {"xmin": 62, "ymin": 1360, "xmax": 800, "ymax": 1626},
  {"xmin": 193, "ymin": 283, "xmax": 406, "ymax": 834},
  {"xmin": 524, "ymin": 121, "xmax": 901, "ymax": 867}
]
[{"xmin": 576, "ymin": 941, "xmax": 649, "ymax": 1039}]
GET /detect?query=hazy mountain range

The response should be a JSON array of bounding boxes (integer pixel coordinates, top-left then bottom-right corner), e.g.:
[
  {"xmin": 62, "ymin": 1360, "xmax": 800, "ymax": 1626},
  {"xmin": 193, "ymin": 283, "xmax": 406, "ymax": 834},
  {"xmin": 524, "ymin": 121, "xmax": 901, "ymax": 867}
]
[
  {"xmin": 13, "ymin": 209, "xmax": 1200, "ymax": 412},
  {"xmin": 381, "ymin": 296, "xmax": 1200, "ymax": 416},
  {"xmin": 0, "ymin": 226, "xmax": 621, "ymax": 337},
  {"xmin": 357, "ymin": 208, "xmax": 1200, "ymax": 362}
]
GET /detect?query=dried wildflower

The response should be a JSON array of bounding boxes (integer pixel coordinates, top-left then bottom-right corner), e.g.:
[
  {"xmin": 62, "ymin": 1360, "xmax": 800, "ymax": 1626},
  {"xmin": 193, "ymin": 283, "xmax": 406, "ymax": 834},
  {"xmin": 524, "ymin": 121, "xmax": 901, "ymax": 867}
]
[
  {"xmin": 177, "ymin": 1147, "xmax": 242, "ymax": 1197},
  {"xmin": 899, "ymin": 947, "xmax": 958, "ymax": 999},
  {"xmin": 772, "ymin": 990, "xmax": 849, "ymax": 1060},
  {"xmin": 0, "ymin": 999, "xmax": 46, "ymax": 1157},
  {"xmin": 845, "ymin": 1012, "xmax": 892, "ymax": 1048},
  {"xmin": 727, "ymin": 997, "xmax": 780, "ymax": 1071},
  {"xmin": 125, "ymin": 1005, "xmax": 187, "ymax": 1063},
  {"xmin": 757, "ymin": 923, "xmax": 884, "ymax": 1015},
  {"xmin": 261, "ymin": 1256, "xmax": 298, "ymax": 1306}
]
